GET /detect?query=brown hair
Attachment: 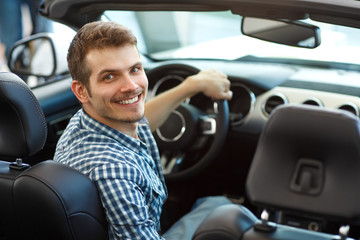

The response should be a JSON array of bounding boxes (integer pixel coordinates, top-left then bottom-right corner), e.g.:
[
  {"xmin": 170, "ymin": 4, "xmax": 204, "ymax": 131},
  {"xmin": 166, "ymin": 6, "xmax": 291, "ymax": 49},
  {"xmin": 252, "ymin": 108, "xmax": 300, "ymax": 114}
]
[{"xmin": 67, "ymin": 21, "xmax": 138, "ymax": 89}]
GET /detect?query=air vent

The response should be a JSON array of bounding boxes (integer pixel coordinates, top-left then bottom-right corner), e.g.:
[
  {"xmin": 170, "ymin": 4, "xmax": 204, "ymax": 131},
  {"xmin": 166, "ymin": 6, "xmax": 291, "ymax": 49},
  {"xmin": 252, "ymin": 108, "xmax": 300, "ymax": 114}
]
[
  {"xmin": 229, "ymin": 83, "xmax": 256, "ymax": 126},
  {"xmin": 338, "ymin": 103, "xmax": 359, "ymax": 117},
  {"xmin": 302, "ymin": 98, "xmax": 323, "ymax": 107},
  {"xmin": 262, "ymin": 93, "xmax": 288, "ymax": 117}
]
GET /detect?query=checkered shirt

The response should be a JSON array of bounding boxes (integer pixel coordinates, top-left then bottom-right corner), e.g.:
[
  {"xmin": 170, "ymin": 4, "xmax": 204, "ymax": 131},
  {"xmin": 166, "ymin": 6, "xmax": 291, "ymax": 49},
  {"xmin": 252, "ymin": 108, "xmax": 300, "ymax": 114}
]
[{"xmin": 54, "ymin": 109, "xmax": 168, "ymax": 239}]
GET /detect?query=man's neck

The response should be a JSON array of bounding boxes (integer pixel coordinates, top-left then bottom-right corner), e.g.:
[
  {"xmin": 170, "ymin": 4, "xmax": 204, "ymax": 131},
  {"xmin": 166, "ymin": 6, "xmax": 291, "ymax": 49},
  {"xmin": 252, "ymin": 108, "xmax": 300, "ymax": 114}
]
[
  {"xmin": 82, "ymin": 108, "xmax": 139, "ymax": 139},
  {"xmin": 118, "ymin": 124, "xmax": 139, "ymax": 139}
]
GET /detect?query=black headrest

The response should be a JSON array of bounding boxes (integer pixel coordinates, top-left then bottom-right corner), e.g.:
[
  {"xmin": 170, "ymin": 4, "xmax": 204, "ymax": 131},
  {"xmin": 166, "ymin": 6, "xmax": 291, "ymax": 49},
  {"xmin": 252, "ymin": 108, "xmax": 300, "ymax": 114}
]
[
  {"xmin": 0, "ymin": 72, "xmax": 47, "ymax": 159},
  {"xmin": 246, "ymin": 104, "xmax": 360, "ymax": 223}
]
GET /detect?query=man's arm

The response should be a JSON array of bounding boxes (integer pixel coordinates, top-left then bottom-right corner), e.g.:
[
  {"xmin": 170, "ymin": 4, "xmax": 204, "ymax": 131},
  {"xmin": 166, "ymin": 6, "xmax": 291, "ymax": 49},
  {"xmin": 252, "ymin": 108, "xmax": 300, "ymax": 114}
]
[{"xmin": 145, "ymin": 69, "xmax": 233, "ymax": 132}]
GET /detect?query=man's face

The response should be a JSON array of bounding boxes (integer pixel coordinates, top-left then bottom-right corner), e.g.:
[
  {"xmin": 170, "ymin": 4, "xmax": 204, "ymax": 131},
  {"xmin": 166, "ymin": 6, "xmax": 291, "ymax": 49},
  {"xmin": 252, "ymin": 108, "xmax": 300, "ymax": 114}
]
[{"xmin": 78, "ymin": 44, "xmax": 148, "ymax": 131}]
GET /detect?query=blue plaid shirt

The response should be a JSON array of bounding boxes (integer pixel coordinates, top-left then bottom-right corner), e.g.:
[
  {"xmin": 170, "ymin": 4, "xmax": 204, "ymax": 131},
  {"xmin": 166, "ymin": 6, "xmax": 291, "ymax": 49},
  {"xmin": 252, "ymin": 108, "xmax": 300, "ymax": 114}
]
[{"xmin": 54, "ymin": 109, "xmax": 168, "ymax": 239}]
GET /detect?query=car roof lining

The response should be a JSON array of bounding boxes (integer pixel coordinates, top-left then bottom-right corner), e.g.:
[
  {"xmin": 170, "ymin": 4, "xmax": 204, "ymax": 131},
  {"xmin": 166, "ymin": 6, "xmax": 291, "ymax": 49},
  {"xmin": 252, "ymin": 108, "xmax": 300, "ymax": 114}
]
[{"xmin": 41, "ymin": 0, "xmax": 360, "ymax": 29}]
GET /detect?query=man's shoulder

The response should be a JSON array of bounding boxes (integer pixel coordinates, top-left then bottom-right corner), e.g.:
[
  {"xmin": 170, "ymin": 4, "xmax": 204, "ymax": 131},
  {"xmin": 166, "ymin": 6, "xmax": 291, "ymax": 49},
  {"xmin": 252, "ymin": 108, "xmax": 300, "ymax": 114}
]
[
  {"xmin": 54, "ymin": 110, "xmax": 125, "ymax": 167},
  {"xmin": 54, "ymin": 137, "xmax": 134, "ymax": 180},
  {"xmin": 57, "ymin": 109, "xmax": 113, "ymax": 146},
  {"xmin": 56, "ymin": 129, "xmax": 125, "ymax": 160}
]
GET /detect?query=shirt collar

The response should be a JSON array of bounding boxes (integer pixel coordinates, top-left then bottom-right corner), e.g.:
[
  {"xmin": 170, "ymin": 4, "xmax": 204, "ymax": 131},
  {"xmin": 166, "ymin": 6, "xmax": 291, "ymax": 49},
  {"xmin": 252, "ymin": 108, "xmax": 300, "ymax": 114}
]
[{"xmin": 79, "ymin": 109, "xmax": 147, "ymax": 154}]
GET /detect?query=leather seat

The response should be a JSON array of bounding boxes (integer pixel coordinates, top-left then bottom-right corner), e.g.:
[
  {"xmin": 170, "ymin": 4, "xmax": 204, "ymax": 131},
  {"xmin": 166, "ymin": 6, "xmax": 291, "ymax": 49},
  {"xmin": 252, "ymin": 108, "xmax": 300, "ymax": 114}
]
[
  {"xmin": 0, "ymin": 72, "xmax": 108, "ymax": 240},
  {"xmin": 13, "ymin": 160, "xmax": 108, "ymax": 240},
  {"xmin": 247, "ymin": 104, "xmax": 360, "ymax": 224},
  {"xmin": 193, "ymin": 104, "xmax": 360, "ymax": 240}
]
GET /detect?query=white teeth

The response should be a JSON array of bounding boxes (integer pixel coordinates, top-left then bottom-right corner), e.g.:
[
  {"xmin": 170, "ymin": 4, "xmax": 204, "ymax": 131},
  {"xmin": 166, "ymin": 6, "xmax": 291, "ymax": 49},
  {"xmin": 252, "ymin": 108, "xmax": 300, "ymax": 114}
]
[{"xmin": 117, "ymin": 95, "xmax": 138, "ymax": 105}]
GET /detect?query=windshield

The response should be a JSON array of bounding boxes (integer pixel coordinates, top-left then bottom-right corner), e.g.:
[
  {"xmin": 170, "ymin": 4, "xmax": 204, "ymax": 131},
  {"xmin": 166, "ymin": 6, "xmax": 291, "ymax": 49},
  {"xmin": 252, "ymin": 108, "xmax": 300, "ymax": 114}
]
[{"xmin": 103, "ymin": 10, "xmax": 360, "ymax": 67}]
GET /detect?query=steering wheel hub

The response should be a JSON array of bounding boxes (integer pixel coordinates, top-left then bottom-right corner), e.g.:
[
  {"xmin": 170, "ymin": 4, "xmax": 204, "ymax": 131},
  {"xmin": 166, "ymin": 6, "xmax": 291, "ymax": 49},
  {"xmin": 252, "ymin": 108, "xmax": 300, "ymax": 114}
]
[
  {"xmin": 155, "ymin": 104, "xmax": 203, "ymax": 151},
  {"xmin": 156, "ymin": 110, "xmax": 185, "ymax": 142}
]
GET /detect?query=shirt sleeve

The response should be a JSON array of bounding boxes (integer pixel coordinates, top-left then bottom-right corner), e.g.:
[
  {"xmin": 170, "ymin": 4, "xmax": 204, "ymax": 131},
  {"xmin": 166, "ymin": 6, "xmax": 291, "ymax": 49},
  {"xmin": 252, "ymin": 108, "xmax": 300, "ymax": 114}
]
[{"xmin": 91, "ymin": 164, "xmax": 165, "ymax": 240}]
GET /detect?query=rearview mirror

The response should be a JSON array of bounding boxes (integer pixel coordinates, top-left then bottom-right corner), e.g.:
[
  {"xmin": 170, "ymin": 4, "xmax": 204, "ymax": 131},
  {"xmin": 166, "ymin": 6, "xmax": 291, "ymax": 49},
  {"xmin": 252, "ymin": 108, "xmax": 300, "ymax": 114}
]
[{"xmin": 241, "ymin": 17, "xmax": 321, "ymax": 49}]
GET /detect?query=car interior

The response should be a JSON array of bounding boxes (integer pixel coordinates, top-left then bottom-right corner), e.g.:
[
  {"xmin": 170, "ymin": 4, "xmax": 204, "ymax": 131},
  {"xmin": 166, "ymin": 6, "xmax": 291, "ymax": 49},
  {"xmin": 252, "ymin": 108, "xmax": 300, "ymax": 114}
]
[{"xmin": 2, "ymin": 0, "xmax": 360, "ymax": 239}]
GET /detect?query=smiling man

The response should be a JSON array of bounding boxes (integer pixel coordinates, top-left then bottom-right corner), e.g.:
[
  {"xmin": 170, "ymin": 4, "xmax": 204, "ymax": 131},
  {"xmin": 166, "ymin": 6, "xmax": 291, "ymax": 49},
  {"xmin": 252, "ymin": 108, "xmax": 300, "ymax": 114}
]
[
  {"xmin": 54, "ymin": 21, "xmax": 232, "ymax": 239},
  {"xmin": 71, "ymin": 44, "xmax": 147, "ymax": 137}
]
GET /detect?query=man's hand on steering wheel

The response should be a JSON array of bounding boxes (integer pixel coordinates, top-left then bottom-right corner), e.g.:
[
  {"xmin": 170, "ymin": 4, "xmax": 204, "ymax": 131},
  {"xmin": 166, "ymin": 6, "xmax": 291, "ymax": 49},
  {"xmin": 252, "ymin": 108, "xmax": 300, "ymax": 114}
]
[{"xmin": 184, "ymin": 68, "xmax": 233, "ymax": 101}]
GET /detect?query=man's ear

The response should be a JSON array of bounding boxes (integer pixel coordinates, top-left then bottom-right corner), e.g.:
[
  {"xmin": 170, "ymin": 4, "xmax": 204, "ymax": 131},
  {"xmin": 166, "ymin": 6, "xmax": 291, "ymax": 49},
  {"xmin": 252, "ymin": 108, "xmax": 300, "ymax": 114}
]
[{"xmin": 71, "ymin": 80, "xmax": 90, "ymax": 104}]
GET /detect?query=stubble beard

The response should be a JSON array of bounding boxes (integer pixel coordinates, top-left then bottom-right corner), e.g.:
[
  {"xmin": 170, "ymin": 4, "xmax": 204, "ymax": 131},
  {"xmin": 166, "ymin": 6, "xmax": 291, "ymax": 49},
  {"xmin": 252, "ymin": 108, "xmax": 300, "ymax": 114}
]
[
  {"xmin": 118, "ymin": 113, "xmax": 145, "ymax": 124},
  {"xmin": 96, "ymin": 106, "xmax": 144, "ymax": 125}
]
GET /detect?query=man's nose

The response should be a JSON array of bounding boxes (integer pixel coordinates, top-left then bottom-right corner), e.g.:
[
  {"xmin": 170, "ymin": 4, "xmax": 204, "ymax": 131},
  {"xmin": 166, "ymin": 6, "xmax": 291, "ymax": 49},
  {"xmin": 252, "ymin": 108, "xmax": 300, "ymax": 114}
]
[{"xmin": 120, "ymin": 74, "xmax": 137, "ymax": 92}]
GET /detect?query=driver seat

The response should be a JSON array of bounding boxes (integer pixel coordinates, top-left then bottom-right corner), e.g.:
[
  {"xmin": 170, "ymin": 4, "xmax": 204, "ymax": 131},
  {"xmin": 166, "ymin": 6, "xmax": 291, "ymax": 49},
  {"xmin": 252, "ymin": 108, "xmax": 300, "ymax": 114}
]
[{"xmin": 0, "ymin": 72, "xmax": 108, "ymax": 240}]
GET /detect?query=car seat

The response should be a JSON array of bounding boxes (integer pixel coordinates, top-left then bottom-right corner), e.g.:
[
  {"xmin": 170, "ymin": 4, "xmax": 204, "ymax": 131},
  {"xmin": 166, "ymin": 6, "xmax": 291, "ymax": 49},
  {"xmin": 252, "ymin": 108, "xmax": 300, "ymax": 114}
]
[
  {"xmin": 0, "ymin": 72, "xmax": 108, "ymax": 240},
  {"xmin": 193, "ymin": 104, "xmax": 360, "ymax": 240}
]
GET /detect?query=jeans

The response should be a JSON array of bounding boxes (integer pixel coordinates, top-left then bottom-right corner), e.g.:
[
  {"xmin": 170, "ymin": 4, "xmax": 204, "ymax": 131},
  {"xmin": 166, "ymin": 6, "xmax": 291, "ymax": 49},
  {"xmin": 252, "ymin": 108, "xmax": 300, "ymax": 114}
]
[{"xmin": 162, "ymin": 196, "xmax": 232, "ymax": 240}]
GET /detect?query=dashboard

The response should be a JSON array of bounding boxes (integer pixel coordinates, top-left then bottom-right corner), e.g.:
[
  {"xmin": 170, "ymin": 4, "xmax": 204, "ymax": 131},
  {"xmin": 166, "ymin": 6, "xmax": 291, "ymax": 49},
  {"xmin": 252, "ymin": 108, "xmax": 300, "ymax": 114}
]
[{"xmin": 144, "ymin": 60, "xmax": 360, "ymax": 136}]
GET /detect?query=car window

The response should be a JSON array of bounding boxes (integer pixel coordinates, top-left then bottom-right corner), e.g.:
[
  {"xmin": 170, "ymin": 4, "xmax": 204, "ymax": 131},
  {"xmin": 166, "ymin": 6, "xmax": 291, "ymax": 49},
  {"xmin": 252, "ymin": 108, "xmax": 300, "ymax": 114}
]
[
  {"xmin": 20, "ymin": 9, "xmax": 360, "ymax": 88},
  {"xmin": 103, "ymin": 10, "xmax": 241, "ymax": 58},
  {"xmin": 103, "ymin": 10, "xmax": 360, "ymax": 67}
]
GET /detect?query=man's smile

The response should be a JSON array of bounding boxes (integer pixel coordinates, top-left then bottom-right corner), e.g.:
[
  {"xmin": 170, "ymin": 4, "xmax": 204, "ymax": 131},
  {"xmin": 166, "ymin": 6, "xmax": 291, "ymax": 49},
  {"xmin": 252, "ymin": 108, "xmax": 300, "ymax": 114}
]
[{"xmin": 114, "ymin": 94, "xmax": 140, "ymax": 105}]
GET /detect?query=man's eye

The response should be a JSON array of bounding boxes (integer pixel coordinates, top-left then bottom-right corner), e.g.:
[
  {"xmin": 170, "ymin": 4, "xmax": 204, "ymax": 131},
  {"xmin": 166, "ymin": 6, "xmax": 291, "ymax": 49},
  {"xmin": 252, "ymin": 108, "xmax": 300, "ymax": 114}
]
[
  {"xmin": 131, "ymin": 67, "xmax": 140, "ymax": 73},
  {"xmin": 104, "ymin": 74, "xmax": 114, "ymax": 80}
]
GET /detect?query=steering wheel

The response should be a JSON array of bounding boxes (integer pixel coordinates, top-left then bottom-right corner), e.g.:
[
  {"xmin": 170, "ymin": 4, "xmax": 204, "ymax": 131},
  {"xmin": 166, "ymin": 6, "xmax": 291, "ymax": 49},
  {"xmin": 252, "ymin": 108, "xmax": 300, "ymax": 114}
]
[{"xmin": 146, "ymin": 64, "xmax": 229, "ymax": 181}]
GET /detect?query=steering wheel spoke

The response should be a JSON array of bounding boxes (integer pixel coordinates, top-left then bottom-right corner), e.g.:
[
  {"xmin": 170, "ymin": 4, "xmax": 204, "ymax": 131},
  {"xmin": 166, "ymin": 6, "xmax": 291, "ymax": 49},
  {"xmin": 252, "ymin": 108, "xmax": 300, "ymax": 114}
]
[
  {"xmin": 161, "ymin": 151, "xmax": 185, "ymax": 174},
  {"xmin": 199, "ymin": 116, "xmax": 216, "ymax": 135}
]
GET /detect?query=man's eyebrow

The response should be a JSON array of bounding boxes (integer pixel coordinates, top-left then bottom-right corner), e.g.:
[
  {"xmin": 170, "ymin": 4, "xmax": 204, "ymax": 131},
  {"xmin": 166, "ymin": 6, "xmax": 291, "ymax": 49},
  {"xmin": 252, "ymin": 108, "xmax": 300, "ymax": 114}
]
[
  {"xmin": 130, "ymin": 61, "xmax": 143, "ymax": 69},
  {"xmin": 97, "ymin": 61, "xmax": 143, "ymax": 77},
  {"xmin": 97, "ymin": 69, "xmax": 117, "ymax": 77}
]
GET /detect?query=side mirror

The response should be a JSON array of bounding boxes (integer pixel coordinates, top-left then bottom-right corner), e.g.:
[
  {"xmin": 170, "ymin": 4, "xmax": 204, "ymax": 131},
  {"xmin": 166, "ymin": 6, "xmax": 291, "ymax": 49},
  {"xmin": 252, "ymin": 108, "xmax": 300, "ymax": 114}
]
[
  {"xmin": 8, "ymin": 33, "xmax": 69, "ymax": 80},
  {"xmin": 241, "ymin": 17, "xmax": 321, "ymax": 49}
]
